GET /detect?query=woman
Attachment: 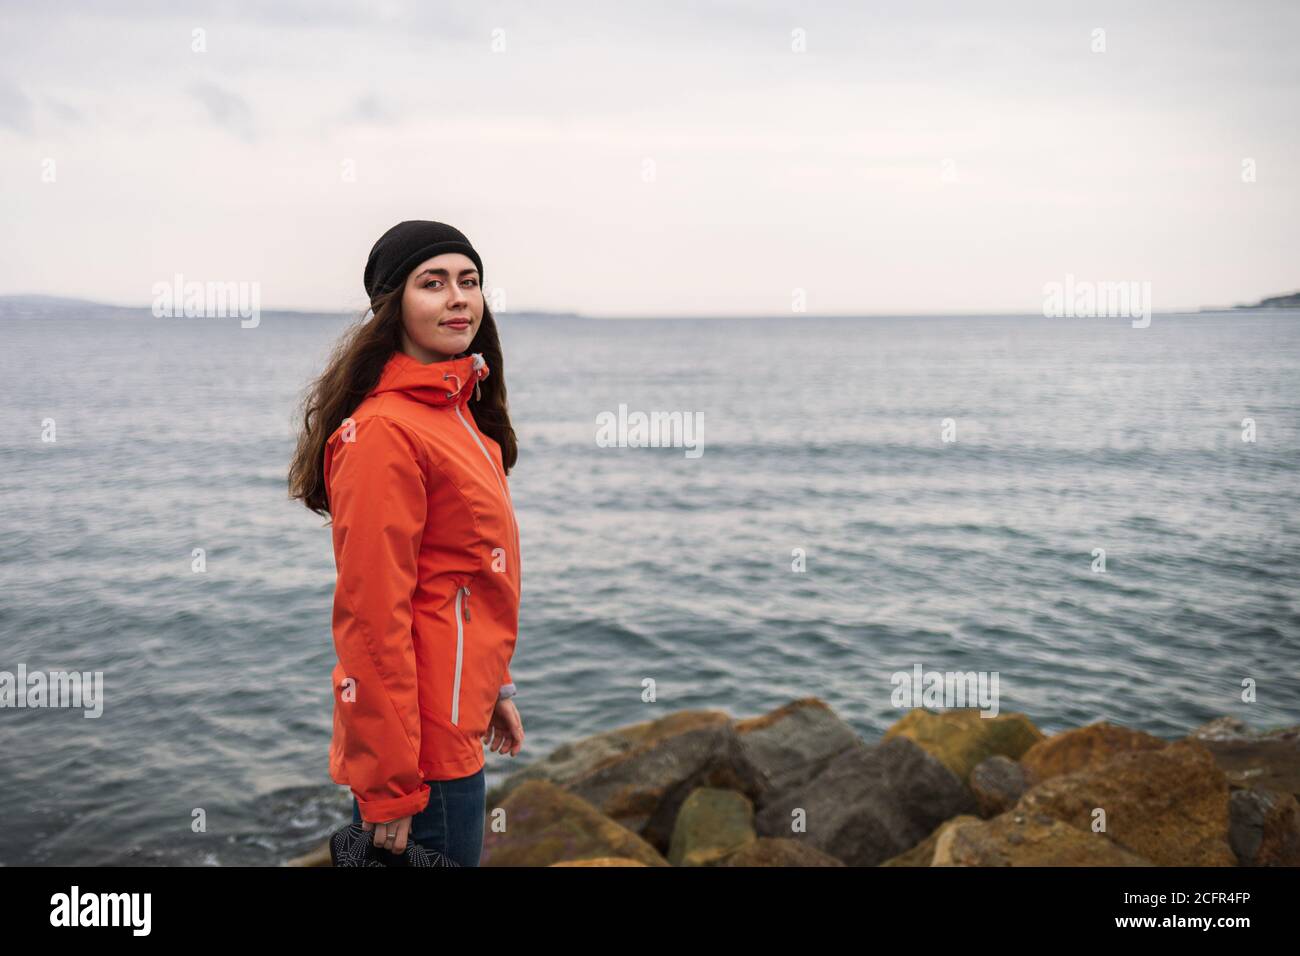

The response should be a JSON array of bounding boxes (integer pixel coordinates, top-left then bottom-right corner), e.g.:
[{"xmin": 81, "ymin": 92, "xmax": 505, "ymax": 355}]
[{"xmin": 288, "ymin": 220, "xmax": 524, "ymax": 867}]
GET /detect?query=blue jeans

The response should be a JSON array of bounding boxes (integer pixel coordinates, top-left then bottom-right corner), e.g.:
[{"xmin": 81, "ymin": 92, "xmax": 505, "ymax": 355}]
[{"xmin": 352, "ymin": 767, "xmax": 486, "ymax": 867}]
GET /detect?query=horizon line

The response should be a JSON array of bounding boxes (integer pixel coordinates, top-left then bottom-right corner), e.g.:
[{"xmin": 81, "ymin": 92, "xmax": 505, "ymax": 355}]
[{"xmin": 0, "ymin": 292, "xmax": 1289, "ymax": 320}]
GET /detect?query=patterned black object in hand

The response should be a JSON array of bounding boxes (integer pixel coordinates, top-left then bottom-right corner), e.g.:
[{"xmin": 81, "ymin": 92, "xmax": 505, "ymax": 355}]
[{"xmin": 328, "ymin": 822, "xmax": 460, "ymax": 867}]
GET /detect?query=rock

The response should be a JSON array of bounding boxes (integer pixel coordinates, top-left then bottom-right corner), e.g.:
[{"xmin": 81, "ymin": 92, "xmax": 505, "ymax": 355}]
[
  {"xmin": 1189, "ymin": 716, "xmax": 1255, "ymax": 741},
  {"xmin": 1228, "ymin": 788, "xmax": 1300, "ymax": 866},
  {"xmin": 1015, "ymin": 740, "xmax": 1235, "ymax": 866},
  {"xmin": 1190, "ymin": 716, "xmax": 1300, "ymax": 741},
  {"xmin": 1019, "ymin": 721, "xmax": 1166, "ymax": 783},
  {"xmin": 483, "ymin": 707, "xmax": 765, "ymax": 855},
  {"xmin": 1183, "ymin": 720, "xmax": 1300, "ymax": 797},
  {"xmin": 283, "ymin": 842, "xmax": 331, "ymax": 867},
  {"xmin": 931, "ymin": 811, "xmax": 1153, "ymax": 866},
  {"xmin": 486, "ymin": 709, "xmax": 733, "ymax": 807},
  {"xmin": 969, "ymin": 756, "xmax": 1029, "ymax": 817},
  {"xmin": 721, "ymin": 838, "xmax": 846, "ymax": 867},
  {"xmin": 754, "ymin": 735, "xmax": 978, "ymax": 866},
  {"xmin": 565, "ymin": 720, "xmax": 767, "ymax": 853},
  {"xmin": 667, "ymin": 787, "xmax": 756, "ymax": 866},
  {"xmin": 734, "ymin": 697, "xmax": 864, "ymax": 795},
  {"xmin": 480, "ymin": 779, "xmax": 669, "ymax": 867},
  {"xmin": 882, "ymin": 708, "xmax": 1044, "ymax": 783},
  {"xmin": 549, "ymin": 858, "xmax": 649, "ymax": 866},
  {"xmin": 878, "ymin": 815, "xmax": 983, "ymax": 866}
]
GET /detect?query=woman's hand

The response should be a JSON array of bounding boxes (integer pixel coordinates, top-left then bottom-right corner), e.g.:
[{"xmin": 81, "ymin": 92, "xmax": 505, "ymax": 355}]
[
  {"xmin": 361, "ymin": 814, "xmax": 413, "ymax": 854},
  {"xmin": 482, "ymin": 698, "xmax": 524, "ymax": 756}
]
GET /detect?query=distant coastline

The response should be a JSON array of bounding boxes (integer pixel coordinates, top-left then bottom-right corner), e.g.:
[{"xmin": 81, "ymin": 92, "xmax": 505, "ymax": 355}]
[
  {"xmin": 0, "ymin": 294, "xmax": 587, "ymax": 321},
  {"xmin": 1197, "ymin": 289, "xmax": 1300, "ymax": 312},
  {"xmin": 4, "ymin": 292, "xmax": 1299, "ymax": 320},
  {"xmin": 1230, "ymin": 290, "xmax": 1300, "ymax": 310}
]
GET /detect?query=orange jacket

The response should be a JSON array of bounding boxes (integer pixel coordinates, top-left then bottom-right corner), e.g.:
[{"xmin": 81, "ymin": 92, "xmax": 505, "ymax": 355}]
[{"xmin": 324, "ymin": 349, "xmax": 521, "ymax": 822}]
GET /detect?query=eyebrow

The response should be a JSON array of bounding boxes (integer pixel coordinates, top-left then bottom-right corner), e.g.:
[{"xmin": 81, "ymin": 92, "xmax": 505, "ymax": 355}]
[{"xmin": 413, "ymin": 267, "xmax": 479, "ymax": 280}]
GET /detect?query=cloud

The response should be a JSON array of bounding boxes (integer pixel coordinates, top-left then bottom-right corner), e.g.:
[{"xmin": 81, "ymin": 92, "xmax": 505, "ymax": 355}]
[
  {"xmin": 0, "ymin": 76, "xmax": 35, "ymax": 134},
  {"xmin": 42, "ymin": 95, "xmax": 85, "ymax": 125},
  {"xmin": 188, "ymin": 80, "xmax": 255, "ymax": 142},
  {"xmin": 339, "ymin": 92, "xmax": 399, "ymax": 127}
]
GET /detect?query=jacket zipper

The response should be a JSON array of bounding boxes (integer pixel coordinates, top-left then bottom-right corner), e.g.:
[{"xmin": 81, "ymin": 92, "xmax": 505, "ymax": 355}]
[
  {"xmin": 446, "ymin": 373, "xmax": 516, "ymax": 727},
  {"xmin": 452, "ymin": 402, "xmax": 521, "ymax": 579},
  {"xmin": 451, "ymin": 584, "xmax": 470, "ymax": 725}
]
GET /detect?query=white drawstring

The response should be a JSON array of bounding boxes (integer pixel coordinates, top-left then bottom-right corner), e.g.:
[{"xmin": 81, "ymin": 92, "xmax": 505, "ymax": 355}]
[
  {"xmin": 445, "ymin": 355, "xmax": 486, "ymax": 401},
  {"xmin": 472, "ymin": 353, "xmax": 485, "ymax": 401}
]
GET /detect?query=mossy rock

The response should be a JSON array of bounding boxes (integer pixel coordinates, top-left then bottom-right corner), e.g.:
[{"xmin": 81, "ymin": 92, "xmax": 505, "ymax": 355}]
[{"xmin": 883, "ymin": 708, "xmax": 1044, "ymax": 783}]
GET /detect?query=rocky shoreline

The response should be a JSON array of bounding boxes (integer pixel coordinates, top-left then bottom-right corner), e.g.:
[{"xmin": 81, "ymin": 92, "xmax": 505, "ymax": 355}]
[{"xmin": 285, "ymin": 701, "xmax": 1299, "ymax": 867}]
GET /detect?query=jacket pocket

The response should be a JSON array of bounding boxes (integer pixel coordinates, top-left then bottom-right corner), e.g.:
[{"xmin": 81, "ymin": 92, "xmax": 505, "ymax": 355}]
[{"xmin": 450, "ymin": 584, "xmax": 470, "ymax": 725}]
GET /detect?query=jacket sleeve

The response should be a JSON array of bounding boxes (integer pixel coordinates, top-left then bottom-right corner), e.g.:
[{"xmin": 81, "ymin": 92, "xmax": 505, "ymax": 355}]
[{"xmin": 327, "ymin": 415, "xmax": 431, "ymax": 823}]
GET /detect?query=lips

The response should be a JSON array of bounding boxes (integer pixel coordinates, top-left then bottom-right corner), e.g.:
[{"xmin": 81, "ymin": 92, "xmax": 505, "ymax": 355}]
[{"xmin": 443, "ymin": 319, "xmax": 471, "ymax": 329}]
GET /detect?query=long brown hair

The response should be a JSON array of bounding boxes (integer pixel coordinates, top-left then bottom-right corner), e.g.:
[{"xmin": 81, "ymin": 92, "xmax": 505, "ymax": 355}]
[{"xmin": 288, "ymin": 287, "xmax": 518, "ymax": 518}]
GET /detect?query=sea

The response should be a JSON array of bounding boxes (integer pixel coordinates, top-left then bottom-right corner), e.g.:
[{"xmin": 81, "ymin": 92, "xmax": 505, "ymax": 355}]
[{"xmin": 1, "ymin": 299, "xmax": 1297, "ymax": 865}]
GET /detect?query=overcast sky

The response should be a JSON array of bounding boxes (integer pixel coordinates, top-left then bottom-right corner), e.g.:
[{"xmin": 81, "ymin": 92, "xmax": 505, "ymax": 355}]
[{"xmin": 0, "ymin": 0, "xmax": 1296, "ymax": 315}]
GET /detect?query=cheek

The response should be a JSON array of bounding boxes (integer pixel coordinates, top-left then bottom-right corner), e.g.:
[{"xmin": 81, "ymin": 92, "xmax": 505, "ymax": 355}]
[
  {"xmin": 403, "ymin": 301, "xmax": 442, "ymax": 338},
  {"xmin": 410, "ymin": 295, "xmax": 443, "ymax": 321}
]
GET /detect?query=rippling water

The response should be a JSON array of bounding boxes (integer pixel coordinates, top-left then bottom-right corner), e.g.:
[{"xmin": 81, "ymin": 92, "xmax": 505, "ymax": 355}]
[{"xmin": 1, "ymin": 302, "xmax": 1297, "ymax": 865}]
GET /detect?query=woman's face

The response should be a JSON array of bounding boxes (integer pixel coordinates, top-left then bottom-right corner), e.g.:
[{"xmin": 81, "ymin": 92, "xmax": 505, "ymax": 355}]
[{"xmin": 398, "ymin": 252, "xmax": 483, "ymax": 364}]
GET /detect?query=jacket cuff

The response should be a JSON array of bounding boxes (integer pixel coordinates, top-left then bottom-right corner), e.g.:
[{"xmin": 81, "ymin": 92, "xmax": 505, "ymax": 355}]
[
  {"xmin": 354, "ymin": 783, "xmax": 431, "ymax": 823},
  {"xmin": 498, "ymin": 682, "xmax": 517, "ymax": 701}
]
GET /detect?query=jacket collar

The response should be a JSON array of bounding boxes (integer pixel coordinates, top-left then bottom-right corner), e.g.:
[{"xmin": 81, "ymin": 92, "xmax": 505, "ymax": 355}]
[{"xmin": 369, "ymin": 349, "xmax": 490, "ymax": 408}]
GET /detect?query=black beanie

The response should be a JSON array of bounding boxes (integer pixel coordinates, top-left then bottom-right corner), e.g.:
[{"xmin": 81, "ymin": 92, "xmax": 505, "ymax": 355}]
[{"xmin": 363, "ymin": 220, "xmax": 484, "ymax": 301}]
